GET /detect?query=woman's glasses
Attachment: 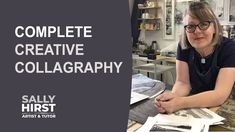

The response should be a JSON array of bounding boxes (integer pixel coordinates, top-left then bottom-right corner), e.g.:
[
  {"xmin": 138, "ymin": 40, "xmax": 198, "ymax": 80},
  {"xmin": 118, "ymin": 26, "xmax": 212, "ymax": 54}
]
[{"xmin": 184, "ymin": 21, "xmax": 213, "ymax": 33}]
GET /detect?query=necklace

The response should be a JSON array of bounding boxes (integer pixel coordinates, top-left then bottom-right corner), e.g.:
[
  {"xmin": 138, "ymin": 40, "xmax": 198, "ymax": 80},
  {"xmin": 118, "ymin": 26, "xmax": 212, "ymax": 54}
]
[
  {"xmin": 201, "ymin": 58, "xmax": 206, "ymax": 64},
  {"xmin": 197, "ymin": 47, "xmax": 215, "ymax": 64}
]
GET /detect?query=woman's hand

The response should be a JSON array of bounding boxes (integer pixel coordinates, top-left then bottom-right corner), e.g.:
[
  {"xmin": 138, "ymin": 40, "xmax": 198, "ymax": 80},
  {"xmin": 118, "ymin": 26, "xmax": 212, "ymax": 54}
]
[
  {"xmin": 154, "ymin": 98, "xmax": 166, "ymax": 113},
  {"xmin": 154, "ymin": 92, "xmax": 184, "ymax": 113}
]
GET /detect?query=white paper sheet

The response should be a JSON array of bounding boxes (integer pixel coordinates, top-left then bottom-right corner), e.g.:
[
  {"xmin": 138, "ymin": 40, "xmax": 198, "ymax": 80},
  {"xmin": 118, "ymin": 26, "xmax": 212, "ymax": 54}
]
[
  {"xmin": 130, "ymin": 92, "xmax": 149, "ymax": 105},
  {"xmin": 135, "ymin": 108, "xmax": 225, "ymax": 132}
]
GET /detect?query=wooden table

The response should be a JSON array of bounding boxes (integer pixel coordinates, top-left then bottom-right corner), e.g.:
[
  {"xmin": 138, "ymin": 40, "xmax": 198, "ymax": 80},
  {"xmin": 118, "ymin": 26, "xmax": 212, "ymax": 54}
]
[{"xmin": 156, "ymin": 55, "xmax": 176, "ymax": 63}]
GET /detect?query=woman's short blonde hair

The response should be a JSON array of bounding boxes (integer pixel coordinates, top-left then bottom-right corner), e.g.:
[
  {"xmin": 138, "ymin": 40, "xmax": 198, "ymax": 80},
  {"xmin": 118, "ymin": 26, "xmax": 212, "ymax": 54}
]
[{"xmin": 180, "ymin": 2, "xmax": 223, "ymax": 49}]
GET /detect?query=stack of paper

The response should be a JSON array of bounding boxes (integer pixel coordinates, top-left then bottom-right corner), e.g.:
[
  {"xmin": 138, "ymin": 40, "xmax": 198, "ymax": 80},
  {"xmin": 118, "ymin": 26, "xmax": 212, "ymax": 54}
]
[
  {"xmin": 131, "ymin": 74, "xmax": 165, "ymax": 98},
  {"xmin": 132, "ymin": 74, "xmax": 160, "ymax": 93},
  {"xmin": 136, "ymin": 108, "xmax": 225, "ymax": 132}
]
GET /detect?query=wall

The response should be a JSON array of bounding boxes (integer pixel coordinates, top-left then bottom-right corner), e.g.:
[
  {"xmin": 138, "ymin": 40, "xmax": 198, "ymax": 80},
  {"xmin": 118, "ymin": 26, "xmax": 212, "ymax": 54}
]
[
  {"xmin": 138, "ymin": 0, "xmax": 183, "ymax": 52},
  {"xmin": 130, "ymin": 0, "xmax": 185, "ymax": 85},
  {"xmin": 128, "ymin": 0, "xmax": 179, "ymax": 50}
]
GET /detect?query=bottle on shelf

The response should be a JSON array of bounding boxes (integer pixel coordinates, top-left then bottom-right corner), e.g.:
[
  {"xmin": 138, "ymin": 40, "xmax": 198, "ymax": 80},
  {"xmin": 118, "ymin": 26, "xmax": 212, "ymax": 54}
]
[
  {"xmin": 155, "ymin": 20, "xmax": 160, "ymax": 30},
  {"xmin": 151, "ymin": 41, "xmax": 158, "ymax": 51}
]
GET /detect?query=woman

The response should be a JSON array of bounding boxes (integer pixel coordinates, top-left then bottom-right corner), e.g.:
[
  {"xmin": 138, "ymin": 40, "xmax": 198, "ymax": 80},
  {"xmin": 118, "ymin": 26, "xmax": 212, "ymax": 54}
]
[{"xmin": 155, "ymin": 2, "xmax": 235, "ymax": 113}]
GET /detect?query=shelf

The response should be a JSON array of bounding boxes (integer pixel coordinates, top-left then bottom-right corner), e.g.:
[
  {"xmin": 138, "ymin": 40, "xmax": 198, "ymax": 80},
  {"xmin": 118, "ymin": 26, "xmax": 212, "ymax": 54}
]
[
  {"xmin": 133, "ymin": 63, "xmax": 175, "ymax": 75},
  {"xmin": 139, "ymin": 29, "xmax": 160, "ymax": 31},
  {"xmin": 138, "ymin": 6, "xmax": 161, "ymax": 10},
  {"xmin": 138, "ymin": 18, "xmax": 161, "ymax": 20},
  {"xmin": 132, "ymin": 54, "xmax": 176, "ymax": 79}
]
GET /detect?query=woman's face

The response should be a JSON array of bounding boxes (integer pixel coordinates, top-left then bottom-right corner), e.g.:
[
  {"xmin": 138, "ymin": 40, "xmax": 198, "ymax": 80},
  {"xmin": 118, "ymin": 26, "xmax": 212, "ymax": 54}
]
[{"xmin": 184, "ymin": 14, "xmax": 215, "ymax": 49}]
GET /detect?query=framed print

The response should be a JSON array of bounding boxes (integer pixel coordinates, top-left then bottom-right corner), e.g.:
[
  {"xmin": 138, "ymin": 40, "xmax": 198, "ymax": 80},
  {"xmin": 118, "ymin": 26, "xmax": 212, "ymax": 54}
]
[
  {"xmin": 228, "ymin": 0, "xmax": 235, "ymax": 24},
  {"xmin": 163, "ymin": 0, "xmax": 175, "ymax": 39}
]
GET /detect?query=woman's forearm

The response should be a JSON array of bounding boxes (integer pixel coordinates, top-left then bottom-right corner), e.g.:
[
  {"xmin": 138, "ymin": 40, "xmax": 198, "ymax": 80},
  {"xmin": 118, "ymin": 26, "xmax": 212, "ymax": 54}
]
[
  {"xmin": 171, "ymin": 81, "xmax": 191, "ymax": 97},
  {"xmin": 181, "ymin": 90, "xmax": 226, "ymax": 109}
]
